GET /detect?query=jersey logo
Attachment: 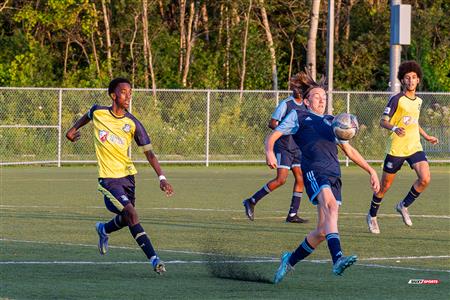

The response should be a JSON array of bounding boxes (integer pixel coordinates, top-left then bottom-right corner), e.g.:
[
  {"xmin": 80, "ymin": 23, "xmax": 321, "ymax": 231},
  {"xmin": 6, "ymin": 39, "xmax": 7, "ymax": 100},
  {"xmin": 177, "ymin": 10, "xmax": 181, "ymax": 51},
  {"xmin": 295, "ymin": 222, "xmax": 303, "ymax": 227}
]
[
  {"xmin": 123, "ymin": 124, "xmax": 131, "ymax": 133},
  {"xmin": 384, "ymin": 107, "xmax": 391, "ymax": 114},
  {"xmin": 120, "ymin": 195, "xmax": 129, "ymax": 202},
  {"xmin": 305, "ymin": 117, "xmax": 312, "ymax": 121},
  {"xmin": 99, "ymin": 130, "xmax": 109, "ymax": 143},
  {"xmin": 403, "ymin": 116, "xmax": 412, "ymax": 125}
]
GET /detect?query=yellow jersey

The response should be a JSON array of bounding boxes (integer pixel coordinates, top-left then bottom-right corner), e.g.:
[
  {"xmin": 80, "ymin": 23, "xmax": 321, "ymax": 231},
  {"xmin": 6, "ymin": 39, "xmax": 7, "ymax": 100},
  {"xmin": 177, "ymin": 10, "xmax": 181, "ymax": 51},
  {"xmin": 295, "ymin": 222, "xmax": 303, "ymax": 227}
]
[
  {"xmin": 382, "ymin": 93, "xmax": 423, "ymax": 157},
  {"xmin": 88, "ymin": 105, "xmax": 153, "ymax": 178}
]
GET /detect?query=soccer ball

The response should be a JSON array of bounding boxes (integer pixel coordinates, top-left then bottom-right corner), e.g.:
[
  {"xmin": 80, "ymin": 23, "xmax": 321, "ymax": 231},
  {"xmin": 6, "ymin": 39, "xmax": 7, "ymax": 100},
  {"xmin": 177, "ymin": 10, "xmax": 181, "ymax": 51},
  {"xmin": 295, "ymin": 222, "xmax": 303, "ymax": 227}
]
[{"xmin": 332, "ymin": 113, "xmax": 359, "ymax": 140}]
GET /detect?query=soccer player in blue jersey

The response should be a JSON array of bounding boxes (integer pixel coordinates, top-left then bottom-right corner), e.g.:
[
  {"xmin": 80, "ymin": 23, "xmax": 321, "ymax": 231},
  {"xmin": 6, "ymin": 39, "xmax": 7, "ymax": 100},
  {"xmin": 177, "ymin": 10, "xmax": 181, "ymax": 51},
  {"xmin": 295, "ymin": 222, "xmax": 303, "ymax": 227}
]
[
  {"xmin": 66, "ymin": 78, "xmax": 174, "ymax": 274},
  {"xmin": 243, "ymin": 74, "xmax": 308, "ymax": 223},
  {"xmin": 265, "ymin": 71, "xmax": 380, "ymax": 283},
  {"xmin": 366, "ymin": 61, "xmax": 439, "ymax": 234}
]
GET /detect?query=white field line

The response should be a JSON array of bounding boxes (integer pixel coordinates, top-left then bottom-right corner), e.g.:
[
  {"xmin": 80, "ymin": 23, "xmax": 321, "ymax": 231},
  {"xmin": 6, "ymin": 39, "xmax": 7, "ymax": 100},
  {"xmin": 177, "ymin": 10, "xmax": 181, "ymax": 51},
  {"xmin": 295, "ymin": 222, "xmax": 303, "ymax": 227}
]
[
  {"xmin": 1, "ymin": 205, "xmax": 449, "ymax": 219},
  {"xmin": 0, "ymin": 238, "xmax": 449, "ymax": 273}
]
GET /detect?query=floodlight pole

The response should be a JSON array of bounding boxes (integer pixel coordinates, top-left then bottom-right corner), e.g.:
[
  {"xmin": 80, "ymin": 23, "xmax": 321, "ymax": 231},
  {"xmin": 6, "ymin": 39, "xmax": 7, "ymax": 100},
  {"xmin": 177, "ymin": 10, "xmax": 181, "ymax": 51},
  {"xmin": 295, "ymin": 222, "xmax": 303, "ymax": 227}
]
[
  {"xmin": 390, "ymin": 0, "xmax": 402, "ymax": 93},
  {"xmin": 326, "ymin": 0, "xmax": 335, "ymax": 115}
]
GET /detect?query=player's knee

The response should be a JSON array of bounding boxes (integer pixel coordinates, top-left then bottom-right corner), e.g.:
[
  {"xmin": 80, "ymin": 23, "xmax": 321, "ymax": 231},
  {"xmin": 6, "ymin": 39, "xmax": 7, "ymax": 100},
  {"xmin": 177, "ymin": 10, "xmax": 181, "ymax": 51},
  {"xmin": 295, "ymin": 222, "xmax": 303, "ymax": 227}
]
[
  {"xmin": 122, "ymin": 207, "xmax": 139, "ymax": 226},
  {"xmin": 418, "ymin": 175, "xmax": 431, "ymax": 188},
  {"xmin": 274, "ymin": 177, "xmax": 287, "ymax": 186}
]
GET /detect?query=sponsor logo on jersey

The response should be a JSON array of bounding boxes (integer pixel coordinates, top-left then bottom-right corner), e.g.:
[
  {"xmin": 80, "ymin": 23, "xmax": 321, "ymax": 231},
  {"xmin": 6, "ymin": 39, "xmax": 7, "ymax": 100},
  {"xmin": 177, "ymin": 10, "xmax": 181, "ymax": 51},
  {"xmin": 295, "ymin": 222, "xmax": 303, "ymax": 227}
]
[
  {"xmin": 123, "ymin": 124, "xmax": 131, "ymax": 133},
  {"xmin": 99, "ymin": 130, "xmax": 109, "ymax": 142}
]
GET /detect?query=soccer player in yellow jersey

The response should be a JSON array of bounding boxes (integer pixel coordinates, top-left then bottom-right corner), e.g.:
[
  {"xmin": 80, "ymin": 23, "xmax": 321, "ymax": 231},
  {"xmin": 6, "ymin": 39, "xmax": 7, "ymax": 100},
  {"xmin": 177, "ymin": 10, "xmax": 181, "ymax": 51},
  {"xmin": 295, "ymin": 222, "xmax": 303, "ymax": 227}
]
[
  {"xmin": 366, "ymin": 61, "xmax": 439, "ymax": 234},
  {"xmin": 66, "ymin": 78, "xmax": 174, "ymax": 274}
]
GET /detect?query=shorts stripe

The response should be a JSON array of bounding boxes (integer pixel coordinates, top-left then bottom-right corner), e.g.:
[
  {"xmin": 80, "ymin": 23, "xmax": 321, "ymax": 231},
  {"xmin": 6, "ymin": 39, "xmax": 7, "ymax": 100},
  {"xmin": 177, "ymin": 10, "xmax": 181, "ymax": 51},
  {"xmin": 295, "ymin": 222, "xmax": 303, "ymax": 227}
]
[
  {"xmin": 97, "ymin": 184, "xmax": 125, "ymax": 212},
  {"xmin": 306, "ymin": 171, "xmax": 319, "ymax": 192}
]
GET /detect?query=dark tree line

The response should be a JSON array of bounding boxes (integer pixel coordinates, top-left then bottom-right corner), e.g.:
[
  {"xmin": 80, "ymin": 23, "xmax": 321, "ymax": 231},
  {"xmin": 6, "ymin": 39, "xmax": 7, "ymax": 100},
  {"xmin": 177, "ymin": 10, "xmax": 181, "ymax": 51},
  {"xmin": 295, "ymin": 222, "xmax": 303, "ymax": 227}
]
[{"xmin": 0, "ymin": 0, "xmax": 448, "ymax": 91}]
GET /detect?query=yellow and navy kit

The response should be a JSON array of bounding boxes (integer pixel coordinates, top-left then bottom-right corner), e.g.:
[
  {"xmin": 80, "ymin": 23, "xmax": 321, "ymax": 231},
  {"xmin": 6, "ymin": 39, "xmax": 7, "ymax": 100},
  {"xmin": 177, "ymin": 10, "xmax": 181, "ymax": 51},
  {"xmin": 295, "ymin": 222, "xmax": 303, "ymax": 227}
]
[
  {"xmin": 382, "ymin": 93, "xmax": 423, "ymax": 157},
  {"xmin": 87, "ymin": 105, "xmax": 153, "ymax": 178}
]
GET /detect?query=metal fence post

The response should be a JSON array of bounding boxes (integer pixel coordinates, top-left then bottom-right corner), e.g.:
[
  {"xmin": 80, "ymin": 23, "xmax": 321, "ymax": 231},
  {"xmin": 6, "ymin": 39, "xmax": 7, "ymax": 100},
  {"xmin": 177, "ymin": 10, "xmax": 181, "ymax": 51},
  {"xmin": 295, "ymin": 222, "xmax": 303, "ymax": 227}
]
[
  {"xmin": 346, "ymin": 92, "xmax": 350, "ymax": 167},
  {"xmin": 57, "ymin": 89, "xmax": 63, "ymax": 167},
  {"xmin": 206, "ymin": 90, "xmax": 210, "ymax": 167}
]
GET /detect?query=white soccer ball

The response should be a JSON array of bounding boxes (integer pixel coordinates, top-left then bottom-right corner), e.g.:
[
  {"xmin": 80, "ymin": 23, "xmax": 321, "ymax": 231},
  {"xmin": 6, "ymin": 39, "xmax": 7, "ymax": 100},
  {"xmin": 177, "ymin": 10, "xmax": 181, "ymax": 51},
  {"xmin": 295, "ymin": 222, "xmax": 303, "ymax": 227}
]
[{"xmin": 332, "ymin": 113, "xmax": 359, "ymax": 140}]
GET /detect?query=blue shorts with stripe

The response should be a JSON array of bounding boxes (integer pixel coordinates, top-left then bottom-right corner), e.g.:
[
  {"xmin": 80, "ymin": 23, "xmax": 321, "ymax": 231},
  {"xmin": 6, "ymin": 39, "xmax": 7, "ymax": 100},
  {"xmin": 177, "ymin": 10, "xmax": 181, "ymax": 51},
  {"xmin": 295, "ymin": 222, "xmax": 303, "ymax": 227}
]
[
  {"xmin": 98, "ymin": 175, "xmax": 136, "ymax": 214},
  {"xmin": 274, "ymin": 144, "xmax": 302, "ymax": 169},
  {"xmin": 303, "ymin": 170, "xmax": 342, "ymax": 205}
]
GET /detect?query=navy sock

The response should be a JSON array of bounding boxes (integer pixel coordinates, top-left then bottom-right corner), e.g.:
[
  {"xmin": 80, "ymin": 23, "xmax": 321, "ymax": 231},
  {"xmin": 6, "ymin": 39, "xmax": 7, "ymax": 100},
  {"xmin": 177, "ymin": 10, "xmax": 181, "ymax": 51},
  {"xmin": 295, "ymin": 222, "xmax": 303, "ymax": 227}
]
[
  {"xmin": 288, "ymin": 192, "xmax": 302, "ymax": 215},
  {"xmin": 129, "ymin": 223, "xmax": 156, "ymax": 260},
  {"xmin": 369, "ymin": 195, "xmax": 383, "ymax": 217},
  {"xmin": 104, "ymin": 215, "xmax": 126, "ymax": 234},
  {"xmin": 402, "ymin": 186, "xmax": 420, "ymax": 207},
  {"xmin": 289, "ymin": 238, "xmax": 315, "ymax": 267},
  {"xmin": 251, "ymin": 184, "xmax": 270, "ymax": 204},
  {"xmin": 326, "ymin": 233, "xmax": 343, "ymax": 264}
]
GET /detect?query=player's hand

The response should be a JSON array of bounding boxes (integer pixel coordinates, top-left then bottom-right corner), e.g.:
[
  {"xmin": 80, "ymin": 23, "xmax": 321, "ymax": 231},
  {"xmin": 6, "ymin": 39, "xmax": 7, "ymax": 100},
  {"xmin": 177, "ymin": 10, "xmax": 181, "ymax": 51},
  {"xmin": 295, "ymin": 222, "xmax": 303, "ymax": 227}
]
[
  {"xmin": 266, "ymin": 152, "xmax": 277, "ymax": 169},
  {"xmin": 66, "ymin": 128, "xmax": 81, "ymax": 142},
  {"xmin": 160, "ymin": 180, "xmax": 174, "ymax": 197},
  {"xmin": 426, "ymin": 135, "xmax": 439, "ymax": 145},
  {"xmin": 394, "ymin": 127, "xmax": 406, "ymax": 137},
  {"xmin": 369, "ymin": 171, "xmax": 380, "ymax": 193}
]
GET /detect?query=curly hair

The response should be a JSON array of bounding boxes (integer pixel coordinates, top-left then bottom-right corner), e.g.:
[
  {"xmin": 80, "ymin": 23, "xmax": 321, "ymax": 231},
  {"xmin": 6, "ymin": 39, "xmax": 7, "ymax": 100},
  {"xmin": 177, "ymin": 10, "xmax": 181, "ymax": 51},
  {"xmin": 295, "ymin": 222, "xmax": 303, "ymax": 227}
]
[
  {"xmin": 397, "ymin": 60, "xmax": 422, "ymax": 81},
  {"xmin": 290, "ymin": 69, "xmax": 327, "ymax": 99},
  {"xmin": 108, "ymin": 78, "xmax": 131, "ymax": 96}
]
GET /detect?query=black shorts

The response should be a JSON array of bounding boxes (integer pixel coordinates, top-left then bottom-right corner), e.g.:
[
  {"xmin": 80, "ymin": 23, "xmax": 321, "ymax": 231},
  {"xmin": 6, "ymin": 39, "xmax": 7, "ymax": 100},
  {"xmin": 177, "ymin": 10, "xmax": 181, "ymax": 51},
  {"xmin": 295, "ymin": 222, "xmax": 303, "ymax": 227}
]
[
  {"xmin": 303, "ymin": 170, "xmax": 342, "ymax": 205},
  {"xmin": 383, "ymin": 151, "xmax": 428, "ymax": 174},
  {"xmin": 97, "ymin": 175, "xmax": 136, "ymax": 214}
]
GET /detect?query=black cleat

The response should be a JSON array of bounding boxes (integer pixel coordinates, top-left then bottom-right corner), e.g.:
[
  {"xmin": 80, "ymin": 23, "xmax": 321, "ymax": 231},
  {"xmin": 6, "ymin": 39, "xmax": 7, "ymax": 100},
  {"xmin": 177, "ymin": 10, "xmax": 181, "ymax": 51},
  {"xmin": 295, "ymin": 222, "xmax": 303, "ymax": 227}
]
[
  {"xmin": 243, "ymin": 199, "xmax": 255, "ymax": 221},
  {"xmin": 285, "ymin": 214, "xmax": 308, "ymax": 223}
]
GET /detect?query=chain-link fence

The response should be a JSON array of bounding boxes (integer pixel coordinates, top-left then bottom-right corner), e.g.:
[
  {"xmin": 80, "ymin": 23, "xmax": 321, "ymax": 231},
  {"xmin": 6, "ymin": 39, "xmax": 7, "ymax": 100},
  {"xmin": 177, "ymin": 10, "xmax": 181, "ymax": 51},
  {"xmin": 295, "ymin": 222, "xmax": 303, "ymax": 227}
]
[{"xmin": 1, "ymin": 87, "xmax": 449, "ymax": 166}]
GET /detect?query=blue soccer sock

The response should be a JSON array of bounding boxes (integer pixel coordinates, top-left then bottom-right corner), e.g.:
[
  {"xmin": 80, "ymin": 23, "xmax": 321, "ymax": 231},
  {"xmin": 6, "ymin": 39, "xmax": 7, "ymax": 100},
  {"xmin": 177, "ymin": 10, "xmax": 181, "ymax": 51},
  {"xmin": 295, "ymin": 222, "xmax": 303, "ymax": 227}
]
[
  {"xmin": 402, "ymin": 186, "xmax": 421, "ymax": 207},
  {"xmin": 104, "ymin": 215, "xmax": 126, "ymax": 234},
  {"xmin": 326, "ymin": 233, "xmax": 343, "ymax": 264},
  {"xmin": 250, "ymin": 184, "xmax": 271, "ymax": 204},
  {"xmin": 288, "ymin": 238, "xmax": 315, "ymax": 267},
  {"xmin": 369, "ymin": 194, "xmax": 383, "ymax": 217},
  {"xmin": 129, "ymin": 223, "xmax": 156, "ymax": 260},
  {"xmin": 288, "ymin": 192, "xmax": 302, "ymax": 215}
]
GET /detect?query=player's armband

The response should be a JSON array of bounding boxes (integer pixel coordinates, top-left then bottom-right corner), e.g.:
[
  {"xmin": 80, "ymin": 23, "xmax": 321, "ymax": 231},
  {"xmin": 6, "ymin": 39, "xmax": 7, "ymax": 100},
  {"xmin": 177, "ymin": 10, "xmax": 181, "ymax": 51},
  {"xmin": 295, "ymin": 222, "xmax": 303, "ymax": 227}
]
[{"xmin": 140, "ymin": 144, "xmax": 153, "ymax": 152}]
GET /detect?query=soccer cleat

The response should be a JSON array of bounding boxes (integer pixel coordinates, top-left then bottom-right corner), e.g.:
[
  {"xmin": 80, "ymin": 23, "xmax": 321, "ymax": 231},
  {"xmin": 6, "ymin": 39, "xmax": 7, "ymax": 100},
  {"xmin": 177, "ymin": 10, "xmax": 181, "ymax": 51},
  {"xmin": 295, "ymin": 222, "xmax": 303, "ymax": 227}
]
[
  {"xmin": 152, "ymin": 257, "xmax": 166, "ymax": 275},
  {"xmin": 395, "ymin": 202, "xmax": 412, "ymax": 226},
  {"xmin": 243, "ymin": 199, "xmax": 255, "ymax": 221},
  {"xmin": 286, "ymin": 214, "xmax": 308, "ymax": 223},
  {"xmin": 366, "ymin": 214, "xmax": 380, "ymax": 234},
  {"xmin": 273, "ymin": 252, "xmax": 294, "ymax": 284},
  {"xmin": 332, "ymin": 255, "xmax": 358, "ymax": 276},
  {"xmin": 95, "ymin": 222, "xmax": 109, "ymax": 255}
]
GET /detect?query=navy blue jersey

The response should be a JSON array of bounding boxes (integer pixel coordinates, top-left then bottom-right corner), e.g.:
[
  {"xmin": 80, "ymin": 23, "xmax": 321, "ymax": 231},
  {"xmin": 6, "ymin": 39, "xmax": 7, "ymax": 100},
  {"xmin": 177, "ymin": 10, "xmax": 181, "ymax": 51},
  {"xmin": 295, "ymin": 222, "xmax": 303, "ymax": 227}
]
[
  {"xmin": 271, "ymin": 96, "xmax": 306, "ymax": 151},
  {"xmin": 276, "ymin": 110, "xmax": 346, "ymax": 178}
]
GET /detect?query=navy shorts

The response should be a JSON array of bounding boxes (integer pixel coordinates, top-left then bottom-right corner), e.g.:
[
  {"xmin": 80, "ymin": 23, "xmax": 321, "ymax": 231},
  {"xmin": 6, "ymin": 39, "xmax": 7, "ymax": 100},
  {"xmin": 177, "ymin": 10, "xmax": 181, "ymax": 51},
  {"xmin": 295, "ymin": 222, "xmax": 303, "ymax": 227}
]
[
  {"xmin": 303, "ymin": 170, "xmax": 342, "ymax": 205},
  {"xmin": 274, "ymin": 145, "xmax": 302, "ymax": 169},
  {"xmin": 98, "ymin": 175, "xmax": 136, "ymax": 214},
  {"xmin": 383, "ymin": 151, "xmax": 428, "ymax": 174}
]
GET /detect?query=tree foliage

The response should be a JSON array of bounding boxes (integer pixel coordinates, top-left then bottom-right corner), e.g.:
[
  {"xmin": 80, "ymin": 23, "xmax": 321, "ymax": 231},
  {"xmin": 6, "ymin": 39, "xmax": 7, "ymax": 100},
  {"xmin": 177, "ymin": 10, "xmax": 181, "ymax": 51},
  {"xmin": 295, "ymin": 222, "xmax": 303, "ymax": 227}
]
[{"xmin": 0, "ymin": 0, "xmax": 448, "ymax": 91}]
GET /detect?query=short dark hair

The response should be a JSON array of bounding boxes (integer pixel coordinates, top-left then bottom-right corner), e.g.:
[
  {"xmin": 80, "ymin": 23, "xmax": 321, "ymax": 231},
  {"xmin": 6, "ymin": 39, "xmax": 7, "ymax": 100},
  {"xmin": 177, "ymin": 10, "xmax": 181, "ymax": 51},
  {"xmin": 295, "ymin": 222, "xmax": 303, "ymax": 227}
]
[
  {"xmin": 398, "ymin": 60, "xmax": 422, "ymax": 81},
  {"xmin": 108, "ymin": 78, "xmax": 131, "ymax": 95}
]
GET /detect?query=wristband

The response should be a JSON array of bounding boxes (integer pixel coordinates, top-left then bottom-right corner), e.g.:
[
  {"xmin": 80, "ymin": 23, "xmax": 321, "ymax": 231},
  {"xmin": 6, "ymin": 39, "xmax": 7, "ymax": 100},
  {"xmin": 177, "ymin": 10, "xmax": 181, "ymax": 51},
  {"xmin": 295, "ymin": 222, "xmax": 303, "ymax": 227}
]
[
  {"xmin": 391, "ymin": 126, "xmax": 398, "ymax": 132},
  {"xmin": 158, "ymin": 175, "xmax": 167, "ymax": 181}
]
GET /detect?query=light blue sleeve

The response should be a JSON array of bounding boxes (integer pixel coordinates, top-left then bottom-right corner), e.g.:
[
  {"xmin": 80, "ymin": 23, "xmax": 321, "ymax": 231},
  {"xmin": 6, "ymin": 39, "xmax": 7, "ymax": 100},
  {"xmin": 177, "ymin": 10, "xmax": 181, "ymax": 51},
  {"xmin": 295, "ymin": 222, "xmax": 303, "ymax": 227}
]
[
  {"xmin": 275, "ymin": 110, "xmax": 299, "ymax": 135},
  {"xmin": 271, "ymin": 101, "xmax": 288, "ymax": 121}
]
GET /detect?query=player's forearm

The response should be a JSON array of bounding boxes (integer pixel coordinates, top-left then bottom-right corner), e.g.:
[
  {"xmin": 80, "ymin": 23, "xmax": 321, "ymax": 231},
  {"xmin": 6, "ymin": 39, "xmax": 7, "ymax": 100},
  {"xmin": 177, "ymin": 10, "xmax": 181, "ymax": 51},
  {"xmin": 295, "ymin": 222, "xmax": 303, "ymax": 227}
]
[
  {"xmin": 418, "ymin": 126, "xmax": 429, "ymax": 139},
  {"xmin": 380, "ymin": 118, "xmax": 395, "ymax": 131},
  {"xmin": 342, "ymin": 144, "xmax": 375, "ymax": 175},
  {"xmin": 72, "ymin": 113, "xmax": 91, "ymax": 130},
  {"xmin": 144, "ymin": 150, "xmax": 164, "ymax": 177}
]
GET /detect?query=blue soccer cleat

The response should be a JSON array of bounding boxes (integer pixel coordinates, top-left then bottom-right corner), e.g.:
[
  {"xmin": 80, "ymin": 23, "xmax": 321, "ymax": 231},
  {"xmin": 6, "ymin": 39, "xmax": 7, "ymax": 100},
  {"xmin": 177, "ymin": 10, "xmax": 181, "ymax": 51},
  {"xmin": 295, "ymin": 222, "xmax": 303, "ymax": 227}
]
[
  {"xmin": 95, "ymin": 222, "xmax": 109, "ymax": 255},
  {"xmin": 332, "ymin": 255, "xmax": 358, "ymax": 276},
  {"xmin": 273, "ymin": 252, "xmax": 294, "ymax": 284},
  {"xmin": 151, "ymin": 256, "xmax": 166, "ymax": 275}
]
